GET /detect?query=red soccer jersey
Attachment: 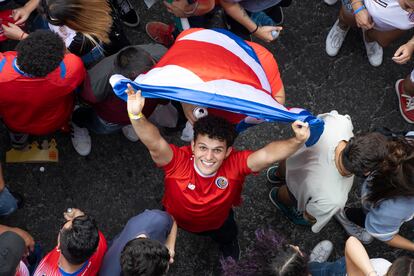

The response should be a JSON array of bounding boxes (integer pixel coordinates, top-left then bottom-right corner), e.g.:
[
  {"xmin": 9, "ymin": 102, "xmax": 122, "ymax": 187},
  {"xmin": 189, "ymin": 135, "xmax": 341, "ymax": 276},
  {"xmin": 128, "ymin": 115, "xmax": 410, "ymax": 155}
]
[
  {"xmin": 162, "ymin": 144, "xmax": 253, "ymax": 232},
  {"xmin": 0, "ymin": 51, "xmax": 85, "ymax": 135},
  {"xmin": 33, "ymin": 231, "xmax": 107, "ymax": 276}
]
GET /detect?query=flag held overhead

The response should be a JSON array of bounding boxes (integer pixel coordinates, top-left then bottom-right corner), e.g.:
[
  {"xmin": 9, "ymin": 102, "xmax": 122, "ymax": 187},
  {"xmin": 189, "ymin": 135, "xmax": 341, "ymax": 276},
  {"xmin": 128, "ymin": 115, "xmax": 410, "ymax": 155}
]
[{"xmin": 110, "ymin": 28, "xmax": 324, "ymax": 146}]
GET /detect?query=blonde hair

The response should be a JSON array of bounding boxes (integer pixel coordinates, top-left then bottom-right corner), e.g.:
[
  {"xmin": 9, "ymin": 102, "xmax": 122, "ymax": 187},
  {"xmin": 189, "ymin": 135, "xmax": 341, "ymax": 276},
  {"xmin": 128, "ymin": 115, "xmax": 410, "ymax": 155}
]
[{"xmin": 46, "ymin": 0, "xmax": 113, "ymax": 44}]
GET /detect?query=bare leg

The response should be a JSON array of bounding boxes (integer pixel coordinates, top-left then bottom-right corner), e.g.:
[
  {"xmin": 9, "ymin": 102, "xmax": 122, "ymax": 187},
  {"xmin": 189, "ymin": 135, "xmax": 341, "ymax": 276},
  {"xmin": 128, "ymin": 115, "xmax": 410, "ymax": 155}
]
[
  {"xmin": 365, "ymin": 29, "xmax": 405, "ymax": 47},
  {"xmin": 338, "ymin": 5, "xmax": 356, "ymax": 29},
  {"xmin": 277, "ymin": 185, "xmax": 294, "ymax": 206},
  {"xmin": 275, "ymin": 160, "xmax": 286, "ymax": 178},
  {"xmin": 403, "ymin": 74, "xmax": 414, "ymax": 96}
]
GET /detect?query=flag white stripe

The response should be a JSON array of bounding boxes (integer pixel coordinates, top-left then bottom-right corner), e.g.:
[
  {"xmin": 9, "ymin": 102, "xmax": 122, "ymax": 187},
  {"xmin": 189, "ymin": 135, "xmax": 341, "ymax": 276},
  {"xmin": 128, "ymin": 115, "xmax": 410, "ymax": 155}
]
[{"xmin": 178, "ymin": 29, "xmax": 271, "ymax": 92}]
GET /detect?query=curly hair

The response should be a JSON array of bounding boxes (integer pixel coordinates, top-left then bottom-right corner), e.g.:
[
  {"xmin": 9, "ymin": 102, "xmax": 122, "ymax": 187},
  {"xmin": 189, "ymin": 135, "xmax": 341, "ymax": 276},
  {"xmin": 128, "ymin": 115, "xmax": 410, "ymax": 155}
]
[
  {"xmin": 121, "ymin": 238, "xmax": 170, "ymax": 276},
  {"xmin": 16, "ymin": 30, "xmax": 65, "ymax": 77},
  {"xmin": 193, "ymin": 115, "xmax": 238, "ymax": 148},
  {"xmin": 367, "ymin": 137, "xmax": 414, "ymax": 205},
  {"xmin": 221, "ymin": 229, "xmax": 309, "ymax": 276},
  {"xmin": 59, "ymin": 215, "xmax": 99, "ymax": 265}
]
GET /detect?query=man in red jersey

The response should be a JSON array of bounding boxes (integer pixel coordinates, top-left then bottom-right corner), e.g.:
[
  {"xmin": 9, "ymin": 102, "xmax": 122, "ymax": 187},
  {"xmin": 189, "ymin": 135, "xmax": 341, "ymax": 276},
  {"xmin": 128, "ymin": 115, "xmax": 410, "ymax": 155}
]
[
  {"xmin": 0, "ymin": 30, "xmax": 85, "ymax": 149},
  {"xmin": 124, "ymin": 84, "xmax": 309, "ymax": 260},
  {"xmin": 34, "ymin": 208, "xmax": 107, "ymax": 276}
]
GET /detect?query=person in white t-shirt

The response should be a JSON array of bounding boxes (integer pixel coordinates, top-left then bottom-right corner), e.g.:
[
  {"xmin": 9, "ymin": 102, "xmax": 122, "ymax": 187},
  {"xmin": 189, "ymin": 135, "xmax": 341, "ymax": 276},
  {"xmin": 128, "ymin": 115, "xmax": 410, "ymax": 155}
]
[
  {"xmin": 267, "ymin": 111, "xmax": 389, "ymax": 234},
  {"xmin": 325, "ymin": 0, "xmax": 414, "ymax": 67}
]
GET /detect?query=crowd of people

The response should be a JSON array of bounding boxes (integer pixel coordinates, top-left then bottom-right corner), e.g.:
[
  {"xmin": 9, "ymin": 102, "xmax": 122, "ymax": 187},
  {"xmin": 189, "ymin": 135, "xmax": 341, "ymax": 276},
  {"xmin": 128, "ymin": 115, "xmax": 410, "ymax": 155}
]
[{"xmin": 0, "ymin": 0, "xmax": 413, "ymax": 275}]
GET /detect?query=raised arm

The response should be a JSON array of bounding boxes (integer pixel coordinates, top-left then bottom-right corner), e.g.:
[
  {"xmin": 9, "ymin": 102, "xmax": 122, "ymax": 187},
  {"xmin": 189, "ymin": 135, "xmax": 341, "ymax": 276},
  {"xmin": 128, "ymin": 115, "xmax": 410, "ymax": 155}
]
[
  {"xmin": 247, "ymin": 120, "xmax": 310, "ymax": 172},
  {"xmin": 345, "ymin": 237, "xmax": 376, "ymax": 276},
  {"xmin": 126, "ymin": 84, "xmax": 173, "ymax": 166},
  {"xmin": 219, "ymin": 0, "xmax": 282, "ymax": 42}
]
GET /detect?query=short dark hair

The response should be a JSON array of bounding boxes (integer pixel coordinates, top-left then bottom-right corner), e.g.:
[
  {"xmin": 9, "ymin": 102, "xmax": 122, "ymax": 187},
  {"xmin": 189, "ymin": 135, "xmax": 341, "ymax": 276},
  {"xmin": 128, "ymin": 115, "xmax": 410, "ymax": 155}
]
[
  {"xmin": 193, "ymin": 115, "xmax": 237, "ymax": 148},
  {"xmin": 114, "ymin": 46, "xmax": 154, "ymax": 80},
  {"xmin": 121, "ymin": 238, "xmax": 170, "ymax": 276},
  {"xmin": 59, "ymin": 215, "xmax": 99, "ymax": 265},
  {"xmin": 16, "ymin": 30, "xmax": 65, "ymax": 77},
  {"xmin": 341, "ymin": 132, "xmax": 388, "ymax": 177}
]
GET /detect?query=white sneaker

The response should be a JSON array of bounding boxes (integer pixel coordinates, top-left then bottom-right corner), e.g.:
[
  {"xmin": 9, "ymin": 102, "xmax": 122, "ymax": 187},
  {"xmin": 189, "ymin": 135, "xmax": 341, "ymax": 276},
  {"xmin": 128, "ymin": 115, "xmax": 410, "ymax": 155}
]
[
  {"xmin": 122, "ymin": 125, "xmax": 139, "ymax": 142},
  {"xmin": 71, "ymin": 123, "xmax": 91, "ymax": 156},
  {"xmin": 334, "ymin": 209, "xmax": 374, "ymax": 244},
  {"xmin": 326, "ymin": 19, "xmax": 349, "ymax": 57},
  {"xmin": 309, "ymin": 240, "xmax": 333, "ymax": 263},
  {"xmin": 324, "ymin": 0, "xmax": 338, "ymax": 5},
  {"xmin": 363, "ymin": 31, "xmax": 383, "ymax": 67}
]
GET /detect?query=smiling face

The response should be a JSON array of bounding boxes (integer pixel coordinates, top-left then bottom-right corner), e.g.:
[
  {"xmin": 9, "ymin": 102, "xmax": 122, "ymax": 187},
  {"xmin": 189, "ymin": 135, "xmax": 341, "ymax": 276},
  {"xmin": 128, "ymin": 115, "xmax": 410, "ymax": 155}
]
[
  {"xmin": 399, "ymin": 0, "xmax": 414, "ymax": 12},
  {"xmin": 191, "ymin": 134, "xmax": 232, "ymax": 176}
]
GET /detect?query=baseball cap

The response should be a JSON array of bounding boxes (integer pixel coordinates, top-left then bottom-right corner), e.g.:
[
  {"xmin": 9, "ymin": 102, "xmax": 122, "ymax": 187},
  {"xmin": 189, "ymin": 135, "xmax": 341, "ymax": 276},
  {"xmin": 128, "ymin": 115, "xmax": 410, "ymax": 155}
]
[{"xmin": 0, "ymin": 231, "xmax": 25, "ymax": 276}]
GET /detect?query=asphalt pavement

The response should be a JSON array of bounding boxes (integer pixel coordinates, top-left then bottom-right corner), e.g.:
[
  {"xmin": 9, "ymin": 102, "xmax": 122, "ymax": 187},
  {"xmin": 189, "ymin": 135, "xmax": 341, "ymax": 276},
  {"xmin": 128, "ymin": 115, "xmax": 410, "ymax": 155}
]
[{"xmin": 1, "ymin": 1, "xmax": 413, "ymax": 275}]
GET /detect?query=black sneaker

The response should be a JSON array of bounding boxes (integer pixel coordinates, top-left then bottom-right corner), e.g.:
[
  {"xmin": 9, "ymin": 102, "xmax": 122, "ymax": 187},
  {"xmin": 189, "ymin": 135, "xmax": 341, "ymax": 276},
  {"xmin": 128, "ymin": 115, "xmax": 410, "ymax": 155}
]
[
  {"xmin": 9, "ymin": 132, "xmax": 29, "ymax": 150},
  {"xmin": 219, "ymin": 239, "xmax": 240, "ymax": 261},
  {"xmin": 112, "ymin": 0, "xmax": 140, "ymax": 27}
]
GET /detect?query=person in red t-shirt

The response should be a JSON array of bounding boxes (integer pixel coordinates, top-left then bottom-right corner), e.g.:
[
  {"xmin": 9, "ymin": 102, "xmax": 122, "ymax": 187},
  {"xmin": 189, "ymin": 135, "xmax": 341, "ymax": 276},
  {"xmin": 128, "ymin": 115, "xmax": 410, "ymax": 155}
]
[
  {"xmin": 0, "ymin": 30, "xmax": 85, "ymax": 149},
  {"xmin": 34, "ymin": 208, "xmax": 107, "ymax": 276},
  {"xmin": 124, "ymin": 84, "xmax": 310, "ymax": 260}
]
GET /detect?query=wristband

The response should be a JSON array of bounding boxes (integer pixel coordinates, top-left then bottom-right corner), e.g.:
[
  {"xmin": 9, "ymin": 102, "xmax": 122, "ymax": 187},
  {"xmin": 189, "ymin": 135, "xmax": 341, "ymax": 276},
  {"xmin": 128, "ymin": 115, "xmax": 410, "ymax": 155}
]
[
  {"xmin": 249, "ymin": 25, "xmax": 259, "ymax": 35},
  {"xmin": 128, "ymin": 112, "xmax": 144, "ymax": 120},
  {"xmin": 353, "ymin": 5, "xmax": 365, "ymax": 15}
]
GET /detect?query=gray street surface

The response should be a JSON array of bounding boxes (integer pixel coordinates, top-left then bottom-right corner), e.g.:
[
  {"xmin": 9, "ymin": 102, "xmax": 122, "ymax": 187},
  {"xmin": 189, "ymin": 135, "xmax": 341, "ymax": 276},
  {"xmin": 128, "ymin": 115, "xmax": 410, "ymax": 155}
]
[{"xmin": 1, "ymin": 0, "xmax": 413, "ymax": 275}]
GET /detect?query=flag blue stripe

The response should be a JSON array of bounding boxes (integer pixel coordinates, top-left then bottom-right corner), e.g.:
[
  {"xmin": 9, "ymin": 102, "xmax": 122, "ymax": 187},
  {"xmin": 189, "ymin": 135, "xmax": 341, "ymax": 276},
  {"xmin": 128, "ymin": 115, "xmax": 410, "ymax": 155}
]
[
  {"xmin": 113, "ymin": 79, "xmax": 324, "ymax": 146},
  {"xmin": 212, "ymin": 28, "xmax": 261, "ymax": 65}
]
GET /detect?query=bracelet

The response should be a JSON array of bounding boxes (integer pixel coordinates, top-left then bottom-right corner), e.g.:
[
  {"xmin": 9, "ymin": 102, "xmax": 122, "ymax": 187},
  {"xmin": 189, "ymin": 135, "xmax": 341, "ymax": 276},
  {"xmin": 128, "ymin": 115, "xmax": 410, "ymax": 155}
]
[
  {"xmin": 20, "ymin": 32, "xmax": 26, "ymax": 40},
  {"xmin": 353, "ymin": 5, "xmax": 366, "ymax": 15},
  {"xmin": 249, "ymin": 25, "xmax": 259, "ymax": 35},
  {"xmin": 351, "ymin": 0, "xmax": 363, "ymax": 5},
  {"xmin": 184, "ymin": 2, "xmax": 199, "ymax": 16},
  {"xmin": 128, "ymin": 112, "xmax": 144, "ymax": 120}
]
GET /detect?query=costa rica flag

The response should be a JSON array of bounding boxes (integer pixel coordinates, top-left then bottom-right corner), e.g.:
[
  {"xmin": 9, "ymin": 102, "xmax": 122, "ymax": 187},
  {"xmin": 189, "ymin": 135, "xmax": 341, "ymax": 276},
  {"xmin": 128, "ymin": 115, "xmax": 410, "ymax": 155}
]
[{"xmin": 110, "ymin": 28, "xmax": 324, "ymax": 146}]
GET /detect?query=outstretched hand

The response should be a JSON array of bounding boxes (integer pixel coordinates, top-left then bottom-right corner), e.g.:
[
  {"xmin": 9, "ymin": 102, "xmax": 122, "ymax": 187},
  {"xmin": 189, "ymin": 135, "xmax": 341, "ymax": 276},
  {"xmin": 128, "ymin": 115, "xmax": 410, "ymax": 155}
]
[
  {"xmin": 126, "ymin": 84, "xmax": 145, "ymax": 116},
  {"xmin": 291, "ymin": 120, "xmax": 310, "ymax": 144}
]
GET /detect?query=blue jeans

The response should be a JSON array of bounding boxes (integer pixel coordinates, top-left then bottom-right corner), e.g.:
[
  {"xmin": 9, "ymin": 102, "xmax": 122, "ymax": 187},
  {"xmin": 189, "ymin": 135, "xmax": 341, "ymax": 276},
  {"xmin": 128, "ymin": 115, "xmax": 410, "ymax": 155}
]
[
  {"xmin": 308, "ymin": 257, "xmax": 347, "ymax": 276},
  {"xmin": 0, "ymin": 187, "xmax": 18, "ymax": 216},
  {"xmin": 72, "ymin": 107, "xmax": 123, "ymax": 135}
]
